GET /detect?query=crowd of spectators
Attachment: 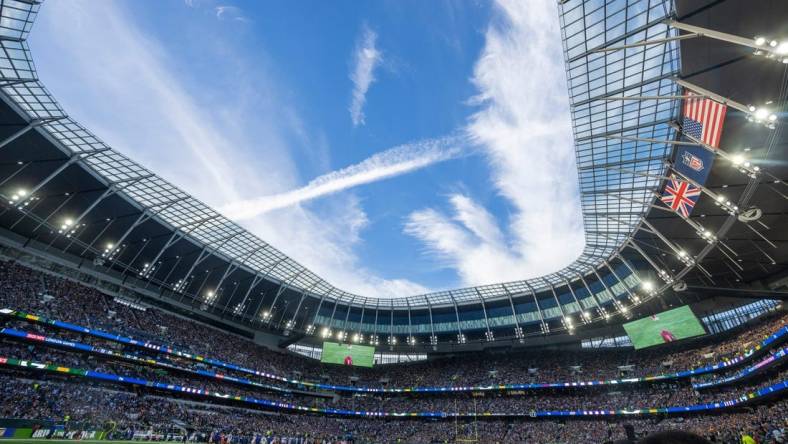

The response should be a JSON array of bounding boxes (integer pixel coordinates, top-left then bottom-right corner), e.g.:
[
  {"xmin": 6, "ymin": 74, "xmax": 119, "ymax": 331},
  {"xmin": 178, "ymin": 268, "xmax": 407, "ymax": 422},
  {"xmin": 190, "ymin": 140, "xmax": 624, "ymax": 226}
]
[
  {"xmin": 9, "ymin": 337, "xmax": 785, "ymax": 416},
  {"xmin": 0, "ymin": 375, "xmax": 786, "ymax": 443},
  {"xmin": 1, "ymin": 259, "xmax": 787, "ymax": 443},
  {"xmin": 1, "ymin": 260, "xmax": 785, "ymax": 391}
]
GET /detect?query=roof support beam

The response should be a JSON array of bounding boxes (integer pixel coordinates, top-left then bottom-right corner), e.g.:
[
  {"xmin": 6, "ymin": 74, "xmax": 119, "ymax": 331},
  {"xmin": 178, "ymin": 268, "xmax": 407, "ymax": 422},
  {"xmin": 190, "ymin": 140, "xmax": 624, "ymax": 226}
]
[
  {"xmin": 501, "ymin": 283, "xmax": 523, "ymax": 341},
  {"xmin": 474, "ymin": 288, "xmax": 493, "ymax": 341},
  {"xmin": 425, "ymin": 297, "xmax": 436, "ymax": 346},
  {"xmin": 449, "ymin": 291, "xmax": 463, "ymax": 342},
  {"xmin": 406, "ymin": 300, "xmax": 413, "ymax": 344},
  {"xmin": 567, "ymin": 15, "xmax": 672, "ymax": 63},
  {"xmin": 575, "ymin": 118, "xmax": 675, "ymax": 143},
  {"xmin": 563, "ymin": 278, "xmax": 589, "ymax": 324},
  {"xmin": 356, "ymin": 302, "xmax": 367, "ymax": 341},
  {"xmin": 388, "ymin": 300, "xmax": 395, "ymax": 344},
  {"xmin": 307, "ymin": 288, "xmax": 334, "ymax": 333},
  {"xmin": 340, "ymin": 295, "xmax": 356, "ymax": 336},
  {"xmin": 174, "ymin": 230, "xmax": 244, "ymax": 297},
  {"xmin": 524, "ymin": 282, "xmax": 547, "ymax": 334},
  {"xmin": 669, "ymin": 20, "xmax": 775, "ymax": 55},
  {"xmin": 570, "ymin": 270, "xmax": 605, "ymax": 317},
  {"xmin": 572, "ymin": 73, "xmax": 676, "ymax": 108},
  {"xmin": 0, "ymin": 119, "xmax": 44, "ymax": 150},
  {"xmin": 121, "ymin": 237, "xmax": 151, "ymax": 283},
  {"xmin": 263, "ymin": 269, "xmax": 305, "ymax": 326}
]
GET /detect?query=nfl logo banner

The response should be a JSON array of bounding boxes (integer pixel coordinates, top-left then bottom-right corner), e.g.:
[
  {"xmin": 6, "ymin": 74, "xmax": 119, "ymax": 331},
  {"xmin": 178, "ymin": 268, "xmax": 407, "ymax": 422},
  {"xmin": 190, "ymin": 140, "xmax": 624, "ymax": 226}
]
[{"xmin": 673, "ymin": 143, "xmax": 715, "ymax": 186}]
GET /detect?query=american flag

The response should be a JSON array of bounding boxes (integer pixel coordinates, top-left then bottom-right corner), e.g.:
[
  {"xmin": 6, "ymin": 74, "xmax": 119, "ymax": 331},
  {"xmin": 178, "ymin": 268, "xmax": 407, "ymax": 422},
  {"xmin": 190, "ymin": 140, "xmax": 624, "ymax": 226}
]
[
  {"xmin": 661, "ymin": 176, "xmax": 701, "ymax": 218},
  {"xmin": 682, "ymin": 90, "xmax": 727, "ymax": 148}
]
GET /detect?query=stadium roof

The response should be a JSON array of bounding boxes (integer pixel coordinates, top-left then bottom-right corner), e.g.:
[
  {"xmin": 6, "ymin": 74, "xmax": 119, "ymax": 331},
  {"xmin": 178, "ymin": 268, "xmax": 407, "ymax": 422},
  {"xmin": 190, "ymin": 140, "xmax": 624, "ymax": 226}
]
[
  {"xmin": 0, "ymin": 0, "xmax": 676, "ymax": 304},
  {"xmin": 0, "ymin": 0, "xmax": 785, "ymax": 346}
]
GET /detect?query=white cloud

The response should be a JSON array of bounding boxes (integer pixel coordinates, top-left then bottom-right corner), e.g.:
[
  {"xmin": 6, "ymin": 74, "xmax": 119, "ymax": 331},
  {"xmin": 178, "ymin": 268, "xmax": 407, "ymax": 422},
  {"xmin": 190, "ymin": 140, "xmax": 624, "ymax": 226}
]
[
  {"xmin": 31, "ymin": 0, "xmax": 428, "ymax": 298},
  {"xmin": 349, "ymin": 25, "xmax": 382, "ymax": 127},
  {"xmin": 215, "ymin": 5, "xmax": 248, "ymax": 22},
  {"xmin": 247, "ymin": 197, "xmax": 431, "ymax": 297},
  {"xmin": 220, "ymin": 135, "xmax": 465, "ymax": 220},
  {"xmin": 404, "ymin": 0, "xmax": 585, "ymax": 286}
]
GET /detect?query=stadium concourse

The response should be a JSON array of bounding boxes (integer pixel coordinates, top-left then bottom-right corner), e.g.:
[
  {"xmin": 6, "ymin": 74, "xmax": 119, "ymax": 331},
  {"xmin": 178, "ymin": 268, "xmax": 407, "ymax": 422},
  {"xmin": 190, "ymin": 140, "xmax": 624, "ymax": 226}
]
[{"xmin": 0, "ymin": 0, "xmax": 787, "ymax": 443}]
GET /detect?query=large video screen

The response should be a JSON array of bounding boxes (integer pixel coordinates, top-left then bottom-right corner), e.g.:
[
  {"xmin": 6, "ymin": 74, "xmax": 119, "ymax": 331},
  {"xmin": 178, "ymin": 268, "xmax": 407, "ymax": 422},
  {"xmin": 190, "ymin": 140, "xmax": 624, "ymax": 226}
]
[
  {"xmin": 623, "ymin": 305, "xmax": 706, "ymax": 350},
  {"xmin": 321, "ymin": 342, "xmax": 375, "ymax": 367}
]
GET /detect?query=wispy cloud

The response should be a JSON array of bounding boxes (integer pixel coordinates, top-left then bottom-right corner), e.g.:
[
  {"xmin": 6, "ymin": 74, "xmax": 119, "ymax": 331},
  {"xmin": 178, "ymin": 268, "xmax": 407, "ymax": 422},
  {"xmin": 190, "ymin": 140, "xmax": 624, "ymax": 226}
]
[
  {"xmin": 221, "ymin": 135, "xmax": 466, "ymax": 220},
  {"xmin": 33, "ymin": 0, "xmax": 429, "ymax": 298},
  {"xmin": 349, "ymin": 25, "xmax": 382, "ymax": 127},
  {"xmin": 404, "ymin": 0, "xmax": 585, "ymax": 286},
  {"xmin": 215, "ymin": 5, "xmax": 248, "ymax": 22}
]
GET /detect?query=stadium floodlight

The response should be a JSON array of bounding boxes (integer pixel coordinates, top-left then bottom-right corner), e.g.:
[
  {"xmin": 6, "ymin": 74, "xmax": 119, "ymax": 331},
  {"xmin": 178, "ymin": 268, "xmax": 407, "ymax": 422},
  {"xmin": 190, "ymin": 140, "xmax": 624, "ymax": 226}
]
[
  {"xmin": 514, "ymin": 326, "xmax": 524, "ymax": 340},
  {"xmin": 751, "ymin": 36, "xmax": 788, "ymax": 64},
  {"xmin": 746, "ymin": 104, "xmax": 778, "ymax": 129},
  {"xmin": 321, "ymin": 327, "xmax": 331, "ymax": 338},
  {"xmin": 641, "ymin": 281, "xmax": 655, "ymax": 293},
  {"xmin": 305, "ymin": 324, "xmax": 316, "ymax": 335}
]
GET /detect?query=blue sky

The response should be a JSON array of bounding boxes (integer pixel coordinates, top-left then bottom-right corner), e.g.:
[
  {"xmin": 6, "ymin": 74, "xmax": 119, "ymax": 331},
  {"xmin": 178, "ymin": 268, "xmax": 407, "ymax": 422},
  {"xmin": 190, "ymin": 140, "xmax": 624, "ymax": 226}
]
[{"xmin": 30, "ymin": 0, "xmax": 585, "ymax": 297}]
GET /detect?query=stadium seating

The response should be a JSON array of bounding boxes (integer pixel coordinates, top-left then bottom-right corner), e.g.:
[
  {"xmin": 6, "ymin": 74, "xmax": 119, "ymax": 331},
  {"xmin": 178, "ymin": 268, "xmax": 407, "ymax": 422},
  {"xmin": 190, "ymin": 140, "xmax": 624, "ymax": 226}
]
[{"xmin": 1, "ymin": 260, "xmax": 786, "ymax": 443}]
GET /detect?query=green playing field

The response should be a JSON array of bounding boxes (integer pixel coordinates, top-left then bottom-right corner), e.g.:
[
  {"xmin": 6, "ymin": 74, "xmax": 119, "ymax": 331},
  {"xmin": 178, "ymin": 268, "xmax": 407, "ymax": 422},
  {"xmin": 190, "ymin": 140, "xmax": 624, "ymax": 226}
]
[{"xmin": 622, "ymin": 305, "xmax": 706, "ymax": 350}]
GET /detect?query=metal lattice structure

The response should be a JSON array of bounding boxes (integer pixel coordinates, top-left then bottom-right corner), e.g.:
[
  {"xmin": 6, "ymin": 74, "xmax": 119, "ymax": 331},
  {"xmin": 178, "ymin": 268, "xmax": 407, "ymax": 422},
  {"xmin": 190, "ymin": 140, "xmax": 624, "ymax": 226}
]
[{"xmin": 0, "ymin": 0, "xmax": 681, "ymax": 324}]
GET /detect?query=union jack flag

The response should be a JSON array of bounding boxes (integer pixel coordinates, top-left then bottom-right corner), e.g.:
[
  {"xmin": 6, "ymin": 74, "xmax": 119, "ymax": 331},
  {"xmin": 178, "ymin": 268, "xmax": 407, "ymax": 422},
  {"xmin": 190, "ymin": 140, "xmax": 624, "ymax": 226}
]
[
  {"xmin": 661, "ymin": 176, "xmax": 701, "ymax": 218},
  {"xmin": 682, "ymin": 90, "xmax": 727, "ymax": 148}
]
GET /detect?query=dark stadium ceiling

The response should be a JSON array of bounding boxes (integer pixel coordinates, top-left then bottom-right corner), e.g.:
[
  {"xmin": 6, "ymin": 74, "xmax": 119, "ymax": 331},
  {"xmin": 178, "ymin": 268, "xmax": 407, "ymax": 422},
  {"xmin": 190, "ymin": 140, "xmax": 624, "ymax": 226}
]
[{"xmin": 0, "ymin": 0, "xmax": 785, "ymax": 348}]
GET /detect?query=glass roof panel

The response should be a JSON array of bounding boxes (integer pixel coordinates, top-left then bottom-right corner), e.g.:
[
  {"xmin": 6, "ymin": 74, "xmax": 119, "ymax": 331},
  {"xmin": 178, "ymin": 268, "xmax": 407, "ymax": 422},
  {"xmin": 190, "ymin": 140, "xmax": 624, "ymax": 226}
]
[{"xmin": 0, "ymin": 0, "xmax": 677, "ymax": 310}]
